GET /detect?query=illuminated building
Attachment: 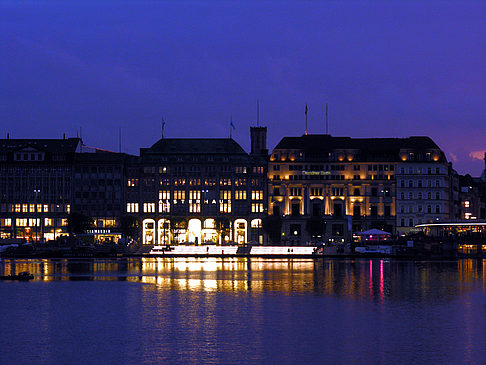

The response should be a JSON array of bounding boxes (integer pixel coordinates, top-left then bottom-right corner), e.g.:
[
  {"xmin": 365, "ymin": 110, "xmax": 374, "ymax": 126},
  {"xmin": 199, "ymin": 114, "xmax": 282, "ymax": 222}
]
[
  {"xmin": 126, "ymin": 127, "xmax": 267, "ymax": 245},
  {"xmin": 268, "ymin": 134, "xmax": 452, "ymax": 243},
  {"xmin": 0, "ymin": 137, "xmax": 81, "ymax": 241}
]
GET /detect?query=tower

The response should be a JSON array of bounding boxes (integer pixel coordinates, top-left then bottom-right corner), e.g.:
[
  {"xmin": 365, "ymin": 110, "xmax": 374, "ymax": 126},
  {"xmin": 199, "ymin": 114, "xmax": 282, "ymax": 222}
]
[{"xmin": 250, "ymin": 126, "xmax": 267, "ymax": 156}]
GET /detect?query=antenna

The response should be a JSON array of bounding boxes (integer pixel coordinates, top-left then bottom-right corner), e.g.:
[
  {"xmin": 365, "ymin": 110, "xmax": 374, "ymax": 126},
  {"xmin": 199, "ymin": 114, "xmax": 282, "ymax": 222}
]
[
  {"xmin": 326, "ymin": 103, "xmax": 328, "ymax": 134},
  {"xmin": 257, "ymin": 99, "xmax": 260, "ymax": 126}
]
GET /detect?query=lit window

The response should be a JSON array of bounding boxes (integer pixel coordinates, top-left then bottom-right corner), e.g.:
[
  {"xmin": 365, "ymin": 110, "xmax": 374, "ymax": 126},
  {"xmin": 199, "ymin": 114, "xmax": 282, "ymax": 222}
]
[
  {"xmin": 251, "ymin": 190, "xmax": 263, "ymax": 200},
  {"xmin": 235, "ymin": 190, "xmax": 247, "ymax": 200},
  {"xmin": 219, "ymin": 201, "xmax": 232, "ymax": 213},
  {"xmin": 16, "ymin": 218, "xmax": 27, "ymax": 227},
  {"xmin": 174, "ymin": 190, "xmax": 185, "ymax": 200},
  {"xmin": 465, "ymin": 201, "xmax": 470, "ymax": 208},
  {"xmin": 189, "ymin": 201, "xmax": 200, "ymax": 213},
  {"xmin": 143, "ymin": 203, "xmax": 155, "ymax": 213},
  {"xmin": 251, "ymin": 203, "xmax": 264, "ymax": 213},
  {"xmin": 22, "ymin": 204, "xmax": 28, "ymax": 213},
  {"xmin": 159, "ymin": 190, "xmax": 170, "ymax": 200},
  {"xmin": 189, "ymin": 190, "xmax": 201, "ymax": 200},
  {"xmin": 220, "ymin": 190, "xmax": 231, "ymax": 200},
  {"xmin": 126, "ymin": 203, "xmax": 139, "ymax": 213},
  {"xmin": 127, "ymin": 179, "xmax": 139, "ymax": 187},
  {"xmin": 159, "ymin": 200, "xmax": 170, "ymax": 213}
]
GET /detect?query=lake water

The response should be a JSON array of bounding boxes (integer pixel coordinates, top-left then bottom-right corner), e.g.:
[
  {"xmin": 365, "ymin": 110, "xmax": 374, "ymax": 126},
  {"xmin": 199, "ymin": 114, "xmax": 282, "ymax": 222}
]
[{"xmin": 1, "ymin": 258, "xmax": 485, "ymax": 364}]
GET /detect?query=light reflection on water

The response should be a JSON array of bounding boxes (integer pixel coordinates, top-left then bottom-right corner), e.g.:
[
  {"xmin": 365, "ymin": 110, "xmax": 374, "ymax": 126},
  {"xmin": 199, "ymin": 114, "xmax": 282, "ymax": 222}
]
[
  {"xmin": 1, "ymin": 258, "xmax": 486, "ymax": 299},
  {"xmin": 1, "ymin": 258, "xmax": 486, "ymax": 364}
]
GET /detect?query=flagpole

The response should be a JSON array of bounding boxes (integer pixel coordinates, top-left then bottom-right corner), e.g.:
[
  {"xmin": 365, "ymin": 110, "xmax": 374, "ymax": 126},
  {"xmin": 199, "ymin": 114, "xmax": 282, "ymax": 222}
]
[
  {"xmin": 230, "ymin": 116, "xmax": 232, "ymax": 139},
  {"xmin": 305, "ymin": 104, "xmax": 308, "ymax": 135}
]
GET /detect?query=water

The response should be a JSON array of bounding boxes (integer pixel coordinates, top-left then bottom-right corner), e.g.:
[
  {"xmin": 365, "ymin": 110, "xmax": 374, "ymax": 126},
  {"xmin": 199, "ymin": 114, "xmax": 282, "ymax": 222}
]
[{"xmin": 1, "ymin": 258, "xmax": 485, "ymax": 364}]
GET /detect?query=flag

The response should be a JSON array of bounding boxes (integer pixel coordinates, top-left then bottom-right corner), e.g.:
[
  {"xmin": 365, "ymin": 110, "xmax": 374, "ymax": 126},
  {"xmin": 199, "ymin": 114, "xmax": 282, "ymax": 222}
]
[
  {"xmin": 305, "ymin": 104, "xmax": 308, "ymax": 116},
  {"xmin": 230, "ymin": 118, "xmax": 235, "ymax": 130}
]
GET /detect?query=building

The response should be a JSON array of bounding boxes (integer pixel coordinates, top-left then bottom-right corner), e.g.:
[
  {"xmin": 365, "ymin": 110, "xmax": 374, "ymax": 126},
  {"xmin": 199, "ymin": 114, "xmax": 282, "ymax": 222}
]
[
  {"xmin": 395, "ymin": 138, "xmax": 451, "ymax": 234},
  {"xmin": 0, "ymin": 137, "xmax": 81, "ymax": 241},
  {"xmin": 71, "ymin": 149, "xmax": 133, "ymax": 243},
  {"xmin": 267, "ymin": 134, "xmax": 451, "ymax": 244},
  {"xmin": 125, "ymin": 127, "xmax": 268, "ymax": 245}
]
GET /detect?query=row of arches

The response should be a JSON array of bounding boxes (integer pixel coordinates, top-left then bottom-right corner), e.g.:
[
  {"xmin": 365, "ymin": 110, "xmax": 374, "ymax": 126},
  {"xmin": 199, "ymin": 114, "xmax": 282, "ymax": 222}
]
[{"xmin": 142, "ymin": 218, "xmax": 262, "ymax": 245}]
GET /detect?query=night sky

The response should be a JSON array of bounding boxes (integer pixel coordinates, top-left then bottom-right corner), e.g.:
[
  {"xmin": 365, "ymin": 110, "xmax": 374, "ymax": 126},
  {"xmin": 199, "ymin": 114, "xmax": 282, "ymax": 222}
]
[{"xmin": 1, "ymin": 1, "xmax": 485, "ymax": 175}]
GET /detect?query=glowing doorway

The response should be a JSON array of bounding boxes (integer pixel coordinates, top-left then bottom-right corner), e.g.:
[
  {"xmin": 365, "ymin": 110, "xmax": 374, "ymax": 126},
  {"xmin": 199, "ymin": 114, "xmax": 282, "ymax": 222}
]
[
  {"xmin": 188, "ymin": 219, "xmax": 202, "ymax": 245},
  {"xmin": 234, "ymin": 219, "xmax": 248, "ymax": 244},
  {"xmin": 143, "ymin": 219, "xmax": 156, "ymax": 245},
  {"xmin": 158, "ymin": 219, "xmax": 171, "ymax": 245}
]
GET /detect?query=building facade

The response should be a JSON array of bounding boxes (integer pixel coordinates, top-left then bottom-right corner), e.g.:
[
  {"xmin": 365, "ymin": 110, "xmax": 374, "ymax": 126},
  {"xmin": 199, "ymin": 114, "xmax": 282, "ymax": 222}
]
[
  {"xmin": 125, "ymin": 127, "xmax": 268, "ymax": 245},
  {"xmin": 0, "ymin": 138, "xmax": 81, "ymax": 241},
  {"xmin": 267, "ymin": 135, "xmax": 451, "ymax": 244}
]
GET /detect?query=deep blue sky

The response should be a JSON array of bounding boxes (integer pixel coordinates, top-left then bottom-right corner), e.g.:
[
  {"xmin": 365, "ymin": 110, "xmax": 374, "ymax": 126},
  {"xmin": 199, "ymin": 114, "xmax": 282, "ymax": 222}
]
[{"xmin": 1, "ymin": 1, "xmax": 485, "ymax": 175}]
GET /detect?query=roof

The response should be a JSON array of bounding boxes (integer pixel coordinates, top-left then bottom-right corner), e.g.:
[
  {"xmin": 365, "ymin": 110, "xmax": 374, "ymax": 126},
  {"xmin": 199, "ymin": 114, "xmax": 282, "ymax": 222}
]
[
  {"xmin": 0, "ymin": 138, "xmax": 81, "ymax": 153},
  {"xmin": 146, "ymin": 138, "xmax": 247, "ymax": 155},
  {"xmin": 274, "ymin": 135, "xmax": 440, "ymax": 151}
]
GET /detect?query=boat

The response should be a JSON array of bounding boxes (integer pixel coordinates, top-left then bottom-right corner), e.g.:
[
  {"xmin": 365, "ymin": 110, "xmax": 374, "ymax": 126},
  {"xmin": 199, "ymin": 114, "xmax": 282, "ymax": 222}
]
[{"xmin": 0, "ymin": 271, "xmax": 34, "ymax": 281}]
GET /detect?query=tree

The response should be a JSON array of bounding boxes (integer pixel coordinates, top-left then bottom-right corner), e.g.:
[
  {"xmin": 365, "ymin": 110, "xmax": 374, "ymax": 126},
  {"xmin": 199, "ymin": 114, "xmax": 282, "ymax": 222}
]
[
  {"xmin": 67, "ymin": 212, "xmax": 94, "ymax": 236},
  {"xmin": 262, "ymin": 216, "xmax": 282, "ymax": 244},
  {"xmin": 119, "ymin": 214, "xmax": 139, "ymax": 239}
]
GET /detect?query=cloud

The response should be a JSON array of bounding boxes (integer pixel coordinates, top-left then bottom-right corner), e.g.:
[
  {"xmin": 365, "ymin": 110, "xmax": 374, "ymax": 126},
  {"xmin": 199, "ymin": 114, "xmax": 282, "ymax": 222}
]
[
  {"xmin": 469, "ymin": 150, "xmax": 486, "ymax": 161},
  {"xmin": 449, "ymin": 152, "xmax": 458, "ymax": 162}
]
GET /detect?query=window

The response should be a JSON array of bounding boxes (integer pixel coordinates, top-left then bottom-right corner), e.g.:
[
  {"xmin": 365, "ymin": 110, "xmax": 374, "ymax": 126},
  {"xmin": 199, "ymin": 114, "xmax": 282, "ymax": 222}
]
[
  {"xmin": 235, "ymin": 166, "xmax": 247, "ymax": 174},
  {"xmin": 273, "ymin": 165, "xmax": 280, "ymax": 171},
  {"xmin": 311, "ymin": 187, "xmax": 323, "ymax": 196},
  {"xmin": 251, "ymin": 203, "xmax": 264, "ymax": 213},
  {"xmin": 220, "ymin": 190, "xmax": 231, "ymax": 200},
  {"xmin": 436, "ymin": 205, "xmax": 440, "ymax": 213},
  {"xmin": 370, "ymin": 206, "xmax": 378, "ymax": 216},
  {"xmin": 251, "ymin": 190, "xmax": 263, "ymax": 200},
  {"xmin": 159, "ymin": 200, "xmax": 170, "ymax": 213},
  {"xmin": 220, "ymin": 201, "xmax": 232, "ymax": 213},
  {"xmin": 371, "ymin": 188, "xmax": 378, "ymax": 197},
  {"xmin": 332, "ymin": 187, "xmax": 344, "ymax": 196},
  {"xmin": 273, "ymin": 187, "xmax": 280, "ymax": 196},
  {"xmin": 127, "ymin": 203, "xmax": 139, "ymax": 213},
  {"xmin": 408, "ymin": 180, "xmax": 413, "ymax": 188},
  {"xmin": 235, "ymin": 190, "xmax": 247, "ymax": 200},
  {"xmin": 291, "ymin": 202, "xmax": 300, "ymax": 216},
  {"xmin": 189, "ymin": 201, "xmax": 200, "ymax": 213},
  {"xmin": 290, "ymin": 187, "xmax": 302, "ymax": 196},
  {"xmin": 220, "ymin": 178, "xmax": 232, "ymax": 186},
  {"xmin": 143, "ymin": 203, "xmax": 155, "ymax": 213},
  {"xmin": 189, "ymin": 190, "xmax": 201, "ymax": 200},
  {"xmin": 409, "ymin": 219, "xmax": 414, "ymax": 227},
  {"xmin": 436, "ymin": 192, "xmax": 440, "ymax": 200},
  {"xmin": 159, "ymin": 190, "xmax": 170, "ymax": 200},
  {"xmin": 174, "ymin": 190, "xmax": 185, "ymax": 200}
]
